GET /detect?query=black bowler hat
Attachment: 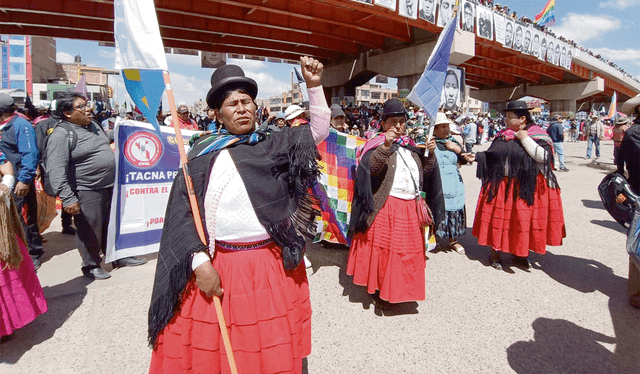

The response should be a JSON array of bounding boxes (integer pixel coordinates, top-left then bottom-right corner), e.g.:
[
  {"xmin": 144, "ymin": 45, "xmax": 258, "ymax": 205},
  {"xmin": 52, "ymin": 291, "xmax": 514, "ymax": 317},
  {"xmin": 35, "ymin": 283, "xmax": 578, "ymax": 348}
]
[
  {"xmin": 504, "ymin": 100, "xmax": 530, "ymax": 112},
  {"xmin": 381, "ymin": 98, "xmax": 407, "ymax": 119},
  {"xmin": 206, "ymin": 65, "xmax": 258, "ymax": 110}
]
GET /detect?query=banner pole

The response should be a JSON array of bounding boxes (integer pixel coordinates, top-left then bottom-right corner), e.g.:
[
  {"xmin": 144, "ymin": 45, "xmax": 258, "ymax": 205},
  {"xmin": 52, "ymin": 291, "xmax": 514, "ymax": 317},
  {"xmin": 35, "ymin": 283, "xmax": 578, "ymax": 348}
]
[{"xmin": 162, "ymin": 71, "xmax": 239, "ymax": 374}]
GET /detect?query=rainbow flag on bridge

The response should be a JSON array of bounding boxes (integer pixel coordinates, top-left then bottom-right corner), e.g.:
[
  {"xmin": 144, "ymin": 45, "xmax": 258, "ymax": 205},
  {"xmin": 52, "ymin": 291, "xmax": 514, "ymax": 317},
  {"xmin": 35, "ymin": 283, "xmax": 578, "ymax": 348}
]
[
  {"xmin": 534, "ymin": 0, "xmax": 556, "ymax": 27},
  {"xmin": 313, "ymin": 129, "xmax": 366, "ymax": 246}
]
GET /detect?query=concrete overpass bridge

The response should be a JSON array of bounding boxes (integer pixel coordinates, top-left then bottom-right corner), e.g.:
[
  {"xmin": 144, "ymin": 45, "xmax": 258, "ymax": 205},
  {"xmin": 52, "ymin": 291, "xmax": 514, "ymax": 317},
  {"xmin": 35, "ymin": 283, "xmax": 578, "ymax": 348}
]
[{"xmin": 2, "ymin": 0, "xmax": 638, "ymax": 112}]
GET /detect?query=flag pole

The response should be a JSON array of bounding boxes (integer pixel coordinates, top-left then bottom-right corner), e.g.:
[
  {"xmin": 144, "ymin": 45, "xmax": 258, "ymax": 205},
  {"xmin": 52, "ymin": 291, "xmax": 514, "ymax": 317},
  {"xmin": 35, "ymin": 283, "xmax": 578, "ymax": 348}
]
[{"xmin": 162, "ymin": 71, "xmax": 239, "ymax": 374}]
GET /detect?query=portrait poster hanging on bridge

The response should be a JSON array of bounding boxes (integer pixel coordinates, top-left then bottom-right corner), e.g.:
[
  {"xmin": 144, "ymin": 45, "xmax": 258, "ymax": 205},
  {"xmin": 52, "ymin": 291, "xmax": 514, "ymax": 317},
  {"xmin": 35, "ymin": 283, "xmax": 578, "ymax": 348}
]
[
  {"xmin": 522, "ymin": 26, "xmax": 533, "ymax": 55},
  {"xmin": 437, "ymin": 0, "xmax": 456, "ymax": 28},
  {"xmin": 530, "ymin": 31, "xmax": 542, "ymax": 59},
  {"xmin": 539, "ymin": 34, "xmax": 548, "ymax": 61},
  {"xmin": 374, "ymin": 0, "xmax": 396, "ymax": 11},
  {"xmin": 460, "ymin": 0, "xmax": 475, "ymax": 32},
  {"xmin": 439, "ymin": 66, "xmax": 465, "ymax": 112},
  {"xmin": 513, "ymin": 22, "xmax": 525, "ymax": 53},
  {"xmin": 564, "ymin": 47, "xmax": 574, "ymax": 70},
  {"xmin": 494, "ymin": 14, "xmax": 505, "ymax": 45},
  {"xmin": 546, "ymin": 37, "xmax": 555, "ymax": 64},
  {"xmin": 399, "ymin": 0, "xmax": 418, "ymax": 19},
  {"xmin": 105, "ymin": 119, "xmax": 201, "ymax": 263},
  {"xmin": 475, "ymin": 4, "xmax": 493, "ymax": 40},
  {"xmin": 502, "ymin": 17, "xmax": 515, "ymax": 49},
  {"xmin": 419, "ymin": 0, "xmax": 436, "ymax": 24},
  {"xmin": 553, "ymin": 41, "xmax": 561, "ymax": 66}
]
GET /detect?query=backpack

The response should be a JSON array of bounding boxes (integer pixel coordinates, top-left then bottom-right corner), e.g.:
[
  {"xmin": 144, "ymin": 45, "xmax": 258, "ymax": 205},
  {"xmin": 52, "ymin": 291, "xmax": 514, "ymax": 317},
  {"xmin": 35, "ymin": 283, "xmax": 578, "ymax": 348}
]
[
  {"xmin": 41, "ymin": 120, "xmax": 78, "ymax": 197},
  {"xmin": 598, "ymin": 172, "xmax": 639, "ymax": 228}
]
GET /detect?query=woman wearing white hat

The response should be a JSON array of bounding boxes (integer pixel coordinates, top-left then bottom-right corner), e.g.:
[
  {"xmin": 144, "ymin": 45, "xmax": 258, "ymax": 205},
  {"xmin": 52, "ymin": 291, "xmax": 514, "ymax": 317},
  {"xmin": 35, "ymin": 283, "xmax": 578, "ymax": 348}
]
[{"xmin": 432, "ymin": 112, "xmax": 474, "ymax": 253}]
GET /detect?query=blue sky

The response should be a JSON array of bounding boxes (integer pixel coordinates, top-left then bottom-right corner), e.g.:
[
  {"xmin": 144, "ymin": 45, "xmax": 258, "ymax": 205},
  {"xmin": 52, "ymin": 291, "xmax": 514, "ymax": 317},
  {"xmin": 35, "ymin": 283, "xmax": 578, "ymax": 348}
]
[{"xmin": 55, "ymin": 0, "xmax": 640, "ymax": 107}]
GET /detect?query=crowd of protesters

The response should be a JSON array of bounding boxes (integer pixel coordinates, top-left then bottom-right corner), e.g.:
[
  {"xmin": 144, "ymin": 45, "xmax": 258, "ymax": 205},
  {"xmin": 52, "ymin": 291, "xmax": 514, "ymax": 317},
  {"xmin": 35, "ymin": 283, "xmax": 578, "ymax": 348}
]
[{"xmin": 1, "ymin": 68, "xmax": 639, "ymax": 374}]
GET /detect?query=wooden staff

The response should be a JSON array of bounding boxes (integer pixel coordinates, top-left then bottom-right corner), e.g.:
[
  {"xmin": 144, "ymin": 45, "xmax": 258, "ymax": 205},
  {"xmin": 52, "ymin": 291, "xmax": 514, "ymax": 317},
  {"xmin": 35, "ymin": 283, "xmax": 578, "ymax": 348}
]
[{"xmin": 163, "ymin": 71, "xmax": 239, "ymax": 374}]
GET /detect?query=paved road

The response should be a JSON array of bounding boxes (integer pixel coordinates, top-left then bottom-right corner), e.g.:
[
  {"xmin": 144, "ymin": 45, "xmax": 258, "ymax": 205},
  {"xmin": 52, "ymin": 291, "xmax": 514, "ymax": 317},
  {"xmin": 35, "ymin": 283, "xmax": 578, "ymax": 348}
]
[{"xmin": 1, "ymin": 140, "xmax": 638, "ymax": 374}]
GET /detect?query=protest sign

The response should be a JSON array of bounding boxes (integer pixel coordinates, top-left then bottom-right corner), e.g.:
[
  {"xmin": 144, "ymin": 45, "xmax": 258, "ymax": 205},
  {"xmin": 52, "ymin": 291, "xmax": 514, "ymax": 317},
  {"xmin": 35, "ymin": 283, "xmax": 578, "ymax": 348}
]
[{"xmin": 105, "ymin": 119, "xmax": 201, "ymax": 262}]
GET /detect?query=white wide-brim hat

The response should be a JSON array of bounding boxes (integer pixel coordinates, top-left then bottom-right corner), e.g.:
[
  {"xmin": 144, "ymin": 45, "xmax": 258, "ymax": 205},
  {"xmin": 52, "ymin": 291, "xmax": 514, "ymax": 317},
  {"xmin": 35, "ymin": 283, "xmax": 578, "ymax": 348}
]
[
  {"xmin": 285, "ymin": 105, "xmax": 304, "ymax": 121},
  {"xmin": 622, "ymin": 93, "xmax": 640, "ymax": 115},
  {"xmin": 434, "ymin": 112, "xmax": 452, "ymax": 126}
]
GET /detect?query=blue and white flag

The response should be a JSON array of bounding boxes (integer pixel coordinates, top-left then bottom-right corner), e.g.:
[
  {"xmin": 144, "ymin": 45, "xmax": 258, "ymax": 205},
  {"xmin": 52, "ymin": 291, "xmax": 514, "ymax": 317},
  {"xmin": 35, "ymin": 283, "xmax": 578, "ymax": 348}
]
[
  {"xmin": 406, "ymin": 14, "xmax": 458, "ymax": 121},
  {"xmin": 114, "ymin": 0, "xmax": 168, "ymax": 134},
  {"xmin": 294, "ymin": 67, "xmax": 309, "ymax": 103}
]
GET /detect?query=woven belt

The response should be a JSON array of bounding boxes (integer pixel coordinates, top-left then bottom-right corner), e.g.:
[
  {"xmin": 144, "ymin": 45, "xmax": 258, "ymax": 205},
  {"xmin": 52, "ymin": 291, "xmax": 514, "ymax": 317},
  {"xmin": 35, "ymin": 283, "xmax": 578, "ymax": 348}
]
[{"xmin": 215, "ymin": 238, "xmax": 274, "ymax": 252}]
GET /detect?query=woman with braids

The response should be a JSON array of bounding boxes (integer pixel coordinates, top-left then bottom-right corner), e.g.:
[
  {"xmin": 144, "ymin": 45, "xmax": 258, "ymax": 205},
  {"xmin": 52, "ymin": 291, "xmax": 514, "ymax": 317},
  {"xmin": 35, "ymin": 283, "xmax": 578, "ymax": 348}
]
[
  {"xmin": 0, "ymin": 161, "xmax": 47, "ymax": 343},
  {"xmin": 432, "ymin": 112, "xmax": 473, "ymax": 254},
  {"xmin": 469, "ymin": 100, "xmax": 566, "ymax": 270},
  {"xmin": 148, "ymin": 56, "xmax": 329, "ymax": 373}
]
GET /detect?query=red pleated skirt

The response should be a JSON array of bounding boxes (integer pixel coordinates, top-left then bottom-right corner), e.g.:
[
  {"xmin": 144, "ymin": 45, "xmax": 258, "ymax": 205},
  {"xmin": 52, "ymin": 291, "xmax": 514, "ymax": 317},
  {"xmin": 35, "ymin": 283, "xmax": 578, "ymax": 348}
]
[
  {"xmin": 472, "ymin": 174, "xmax": 566, "ymax": 257},
  {"xmin": 347, "ymin": 196, "xmax": 426, "ymax": 303},
  {"xmin": 149, "ymin": 242, "xmax": 312, "ymax": 374}
]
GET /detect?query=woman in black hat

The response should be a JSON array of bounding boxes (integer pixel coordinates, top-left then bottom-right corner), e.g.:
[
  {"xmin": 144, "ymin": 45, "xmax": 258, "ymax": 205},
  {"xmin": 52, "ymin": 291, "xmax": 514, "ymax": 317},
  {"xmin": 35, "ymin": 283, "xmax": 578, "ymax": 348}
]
[
  {"xmin": 348, "ymin": 99, "xmax": 444, "ymax": 309},
  {"xmin": 148, "ymin": 56, "xmax": 330, "ymax": 373},
  {"xmin": 470, "ymin": 100, "xmax": 566, "ymax": 270}
]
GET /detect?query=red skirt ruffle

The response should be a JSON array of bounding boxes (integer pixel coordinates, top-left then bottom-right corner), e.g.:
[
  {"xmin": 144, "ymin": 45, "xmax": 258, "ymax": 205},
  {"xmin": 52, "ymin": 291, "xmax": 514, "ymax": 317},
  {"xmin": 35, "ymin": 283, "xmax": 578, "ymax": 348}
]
[
  {"xmin": 347, "ymin": 196, "xmax": 426, "ymax": 303},
  {"xmin": 149, "ymin": 242, "xmax": 312, "ymax": 374},
  {"xmin": 472, "ymin": 174, "xmax": 566, "ymax": 257}
]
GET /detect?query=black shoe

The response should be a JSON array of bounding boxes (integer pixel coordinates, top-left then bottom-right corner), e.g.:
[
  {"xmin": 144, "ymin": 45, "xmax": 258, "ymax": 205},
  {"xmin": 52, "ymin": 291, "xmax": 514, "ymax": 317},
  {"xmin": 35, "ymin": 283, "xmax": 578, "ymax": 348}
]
[
  {"xmin": 31, "ymin": 256, "xmax": 41, "ymax": 271},
  {"xmin": 113, "ymin": 256, "xmax": 148, "ymax": 268},
  {"xmin": 513, "ymin": 256, "xmax": 531, "ymax": 270},
  {"xmin": 559, "ymin": 167, "xmax": 569, "ymax": 172},
  {"xmin": 61, "ymin": 226, "xmax": 76, "ymax": 235},
  {"xmin": 84, "ymin": 267, "xmax": 111, "ymax": 280}
]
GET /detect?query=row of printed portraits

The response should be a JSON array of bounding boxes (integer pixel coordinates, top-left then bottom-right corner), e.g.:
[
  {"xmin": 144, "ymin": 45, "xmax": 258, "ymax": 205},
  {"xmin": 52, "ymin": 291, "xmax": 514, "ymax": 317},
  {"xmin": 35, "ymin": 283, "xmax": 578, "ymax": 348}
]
[
  {"xmin": 354, "ymin": 0, "xmax": 459, "ymax": 28},
  {"xmin": 353, "ymin": 0, "xmax": 574, "ymax": 71},
  {"xmin": 460, "ymin": 0, "xmax": 574, "ymax": 70}
]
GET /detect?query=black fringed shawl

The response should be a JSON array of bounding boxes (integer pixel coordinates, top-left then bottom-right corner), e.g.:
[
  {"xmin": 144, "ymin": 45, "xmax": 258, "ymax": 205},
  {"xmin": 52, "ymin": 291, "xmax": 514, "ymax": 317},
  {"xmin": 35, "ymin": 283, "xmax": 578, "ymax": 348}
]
[
  {"xmin": 349, "ymin": 144, "xmax": 446, "ymax": 235},
  {"xmin": 475, "ymin": 125, "xmax": 559, "ymax": 206},
  {"xmin": 148, "ymin": 125, "xmax": 321, "ymax": 347}
]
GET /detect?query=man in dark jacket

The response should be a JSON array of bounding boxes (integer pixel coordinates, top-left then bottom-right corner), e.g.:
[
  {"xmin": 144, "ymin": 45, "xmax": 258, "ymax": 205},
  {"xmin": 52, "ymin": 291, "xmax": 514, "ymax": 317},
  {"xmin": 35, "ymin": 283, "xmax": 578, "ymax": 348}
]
[
  {"xmin": 547, "ymin": 115, "xmax": 569, "ymax": 171},
  {"xmin": 0, "ymin": 93, "xmax": 43, "ymax": 269},
  {"xmin": 46, "ymin": 91, "xmax": 146, "ymax": 280}
]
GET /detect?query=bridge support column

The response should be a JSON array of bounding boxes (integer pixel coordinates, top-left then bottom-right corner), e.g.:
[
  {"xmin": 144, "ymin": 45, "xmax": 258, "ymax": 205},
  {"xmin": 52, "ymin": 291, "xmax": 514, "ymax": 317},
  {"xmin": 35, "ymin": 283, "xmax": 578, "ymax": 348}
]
[{"xmin": 549, "ymin": 100, "xmax": 577, "ymax": 114}]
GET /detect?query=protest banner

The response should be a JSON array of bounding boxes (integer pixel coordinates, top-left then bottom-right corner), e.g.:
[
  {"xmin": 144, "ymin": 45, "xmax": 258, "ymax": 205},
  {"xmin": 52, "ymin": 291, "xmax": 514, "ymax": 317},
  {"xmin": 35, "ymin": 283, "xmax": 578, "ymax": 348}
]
[{"xmin": 105, "ymin": 120, "xmax": 201, "ymax": 262}]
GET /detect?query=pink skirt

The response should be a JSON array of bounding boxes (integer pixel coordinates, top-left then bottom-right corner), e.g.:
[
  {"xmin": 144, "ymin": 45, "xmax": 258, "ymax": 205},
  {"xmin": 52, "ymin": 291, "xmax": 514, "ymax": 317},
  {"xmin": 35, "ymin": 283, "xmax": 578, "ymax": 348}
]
[
  {"xmin": 347, "ymin": 196, "xmax": 426, "ymax": 303},
  {"xmin": 149, "ymin": 242, "xmax": 312, "ymax": 374},
  {"xmin": 0, "ymin": 235, "xmax": 48, "ymax": 337}
]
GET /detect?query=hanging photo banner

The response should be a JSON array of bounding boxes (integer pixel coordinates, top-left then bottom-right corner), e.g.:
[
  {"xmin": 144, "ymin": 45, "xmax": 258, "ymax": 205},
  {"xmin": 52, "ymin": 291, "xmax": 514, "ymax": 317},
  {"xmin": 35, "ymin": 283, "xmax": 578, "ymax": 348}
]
[
  {"xmin": 546, "ymin": 37, "xmax": 555, "ymax": 64},
  {"xmin": 437, "ymin": 0, "xmax": 456, "ymax": 28},
  {"xmin": 530, "ymin": 31, "xmax": 542, "ymax": 59},
  {"xmin": 460, "ymin": 0, "xmax": 475, "ymax": 32},
  {"xmin": 399, "ymin": 0, "xmax": 418, "ymax": 19},
  {"xmin": 374, "ymin": 0, "xmax": 397, "ymax": 11},
  {"xmin": 439, "ymin": 66, "xmax": 465, "ymax": 112},
  {"xmin": 513, "ymin": 22, "xmax": 525, "ymax": 53},
  {"xmin": 539, "ymin": 34, "xmax": 548, "ymax": 61},
  {"xmin": 419, "ymin": 0, "xmax": 436, "ymax": 24},
  {"xmin": 553, "ymin": 41, "xmax": 561, "ymax": 66},
  {"xmin": 523, "ymin": 26, "xmax": 533, "ymax": 55},
  {"xmin": 494, "ymin": 14, "xmax": 505, "ymax": 45},
  {"xmin": 476, "ymin": 5, "xmax": 494, "ymax": 40},
  {"xmin": 502, "ymin": 17, "xmax": 515, "ymax": 49},
  {"xmin": 565, "ymin": 47, "xmax": 574, "ymax": 70}
]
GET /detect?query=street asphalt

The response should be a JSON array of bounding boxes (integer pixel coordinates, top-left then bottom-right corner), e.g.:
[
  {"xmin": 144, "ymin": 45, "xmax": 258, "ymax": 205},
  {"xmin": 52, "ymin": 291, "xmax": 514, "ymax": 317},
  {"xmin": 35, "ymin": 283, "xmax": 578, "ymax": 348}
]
[{"xmin": 0, "ymin": 139, "xmax": 638, "ymax": 374}]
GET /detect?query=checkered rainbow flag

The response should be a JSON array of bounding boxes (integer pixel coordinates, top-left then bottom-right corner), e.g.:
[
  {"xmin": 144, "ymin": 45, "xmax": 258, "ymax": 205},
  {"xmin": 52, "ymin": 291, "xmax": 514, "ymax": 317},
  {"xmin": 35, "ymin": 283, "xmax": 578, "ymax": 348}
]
[{"xmin": 313, "ymin": 129, "xmax": 366, "ymax": 245}]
